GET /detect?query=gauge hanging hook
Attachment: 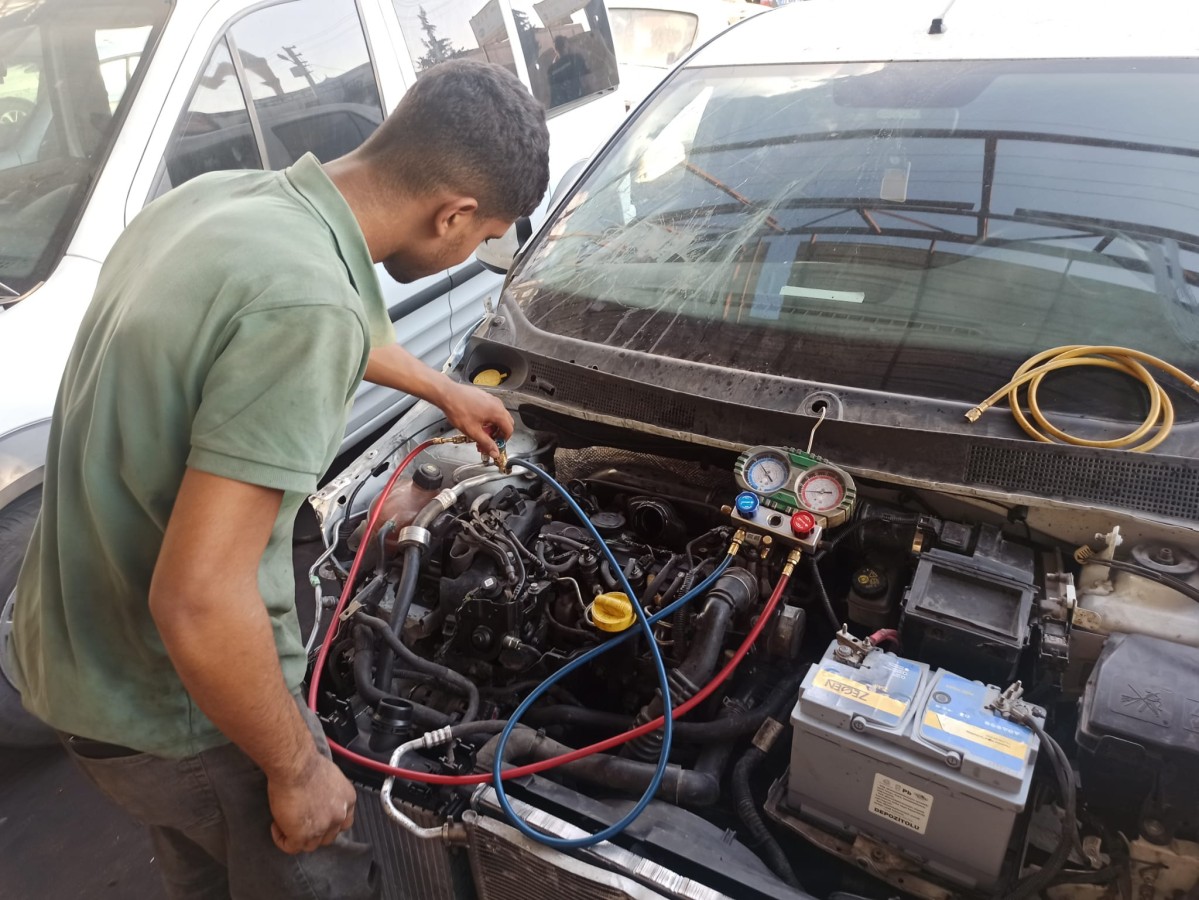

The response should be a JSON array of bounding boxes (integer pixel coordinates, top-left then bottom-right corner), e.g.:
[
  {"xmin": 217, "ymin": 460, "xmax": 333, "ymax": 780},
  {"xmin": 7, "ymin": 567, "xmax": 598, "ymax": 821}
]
[{"xmin": 806, "ymin": 405, "xmax": 827, "ymax": 455}]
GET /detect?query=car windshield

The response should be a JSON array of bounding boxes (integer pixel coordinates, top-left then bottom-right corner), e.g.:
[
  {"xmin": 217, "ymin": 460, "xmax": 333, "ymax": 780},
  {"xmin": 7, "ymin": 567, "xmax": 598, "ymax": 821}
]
[
  {"xmin": 609, "ymin": 8, "xmax": 698, "ymax": 68},
  {"xmin": 0, "ymin": 0, "xmax": 168, "ymax": 299},
  {"xmin": 515, "ymin": 60, "xmax": 1199, "ymax": 425}
]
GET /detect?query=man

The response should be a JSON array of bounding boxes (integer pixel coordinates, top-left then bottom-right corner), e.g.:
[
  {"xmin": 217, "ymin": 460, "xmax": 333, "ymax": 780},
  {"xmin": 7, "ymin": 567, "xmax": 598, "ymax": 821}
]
[{"xmin": 7, "ymin": 61, "xmax": 549, "ymax": 899}]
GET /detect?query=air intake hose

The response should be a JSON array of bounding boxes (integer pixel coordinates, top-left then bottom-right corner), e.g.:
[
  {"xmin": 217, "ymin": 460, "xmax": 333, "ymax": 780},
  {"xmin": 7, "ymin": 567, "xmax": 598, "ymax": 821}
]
[
  {"xmin": 625, "ymin": 568, "xmax": 757, "ymax": 762},
  {"xmin": 478, "ymin": 726, "xmax": 720, "ymax": 807}
]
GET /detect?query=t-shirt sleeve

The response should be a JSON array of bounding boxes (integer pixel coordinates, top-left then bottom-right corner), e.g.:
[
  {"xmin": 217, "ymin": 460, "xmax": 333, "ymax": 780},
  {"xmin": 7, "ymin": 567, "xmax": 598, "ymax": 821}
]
[{"xmin": 187, "ymin": 304, "xmax": 367, "ymax": 493}]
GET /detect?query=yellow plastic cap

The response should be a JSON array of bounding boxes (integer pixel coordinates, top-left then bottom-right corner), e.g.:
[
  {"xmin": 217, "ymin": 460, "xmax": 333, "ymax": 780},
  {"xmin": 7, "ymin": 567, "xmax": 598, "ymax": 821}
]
[
  {"xmin": 472, "ymin": 368, "xmax": 508, "ymax": 387},
  {"xmin": 592, "ymin": 592, "xmax": 636, "ymax": 632}
]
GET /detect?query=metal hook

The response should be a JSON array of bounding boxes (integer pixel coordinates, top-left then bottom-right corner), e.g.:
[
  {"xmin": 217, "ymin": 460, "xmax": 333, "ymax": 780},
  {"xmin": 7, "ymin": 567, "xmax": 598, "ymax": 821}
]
[{"xmin": 806, "ymin": 405, "xmax": 828, "ymax": 455}]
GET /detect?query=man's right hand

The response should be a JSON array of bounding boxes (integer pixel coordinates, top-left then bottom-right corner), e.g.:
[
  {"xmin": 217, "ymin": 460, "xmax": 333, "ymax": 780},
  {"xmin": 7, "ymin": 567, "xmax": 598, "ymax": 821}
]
[{"xmin": 268, "ymin": 752, "xmax": 358, "ymax": 854}]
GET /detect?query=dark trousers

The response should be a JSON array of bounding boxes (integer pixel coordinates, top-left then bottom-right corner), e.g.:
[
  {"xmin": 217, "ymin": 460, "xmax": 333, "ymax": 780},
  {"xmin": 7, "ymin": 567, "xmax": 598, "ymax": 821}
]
[{"xmin": 61, "ymin": 700, "xmax": 379, "ymax": 900}]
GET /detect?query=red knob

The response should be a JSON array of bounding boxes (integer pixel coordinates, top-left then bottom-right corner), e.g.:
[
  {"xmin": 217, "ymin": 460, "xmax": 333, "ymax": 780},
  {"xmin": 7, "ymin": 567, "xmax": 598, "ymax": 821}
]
[{"xmin": 791, "ymin": 511, "xmax": 816, "ymax": 536}]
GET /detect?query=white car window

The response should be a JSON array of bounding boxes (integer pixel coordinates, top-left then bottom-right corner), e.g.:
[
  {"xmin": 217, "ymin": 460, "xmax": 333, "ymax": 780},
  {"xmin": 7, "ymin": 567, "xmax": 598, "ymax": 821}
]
[
  {"xmin": 508, "ymin": 0, "xmax": 619, "ymax": 111},
  {"xmin": 230, "ymin": 0, "xmax": 384, "ymax": 168},
  {"xmin": 390, "ymin": 0, "xmax": 520, "ymax": 79},
  {"xmin": 153, "ymin": 0, "xmax": 384, "ymax": 200},
  {"xmin": 0, "ymin": 0, "xmax": 166, "ymax": 297},
  {"xmin": 158, "ymin": 37, "xmax": 263, "ymax": 194},
  {"xmin": 609, "ymin": 8, "xmax": 698, "ymax": 68}
]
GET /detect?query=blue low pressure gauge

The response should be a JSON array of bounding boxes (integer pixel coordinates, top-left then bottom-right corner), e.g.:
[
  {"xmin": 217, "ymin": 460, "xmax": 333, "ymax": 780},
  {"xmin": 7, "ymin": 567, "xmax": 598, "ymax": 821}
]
[
  {"xmin": 743, "ymin": 451, "xmax": 790, "ymax": 494},
  {"xmin": 735, "ymin": 491, "xmax": 760, "ymax": 517}
]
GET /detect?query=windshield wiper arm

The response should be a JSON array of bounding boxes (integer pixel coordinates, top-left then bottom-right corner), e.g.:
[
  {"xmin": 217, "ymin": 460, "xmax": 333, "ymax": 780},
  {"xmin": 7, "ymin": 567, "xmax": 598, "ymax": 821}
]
[{"xmin": 683, "ymin": 162, "xmax": 783, "ymax": 234}]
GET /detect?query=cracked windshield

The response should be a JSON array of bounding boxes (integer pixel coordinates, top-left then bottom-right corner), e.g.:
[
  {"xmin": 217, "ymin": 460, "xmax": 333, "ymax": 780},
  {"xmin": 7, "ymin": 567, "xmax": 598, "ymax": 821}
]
[
  {"xmin": 516, "ymin": 59, "xmax": 1199, "ymax": 420},
  {"xmin": 0, "ymin": 0, "xmax": 166, "ymax": 296}
]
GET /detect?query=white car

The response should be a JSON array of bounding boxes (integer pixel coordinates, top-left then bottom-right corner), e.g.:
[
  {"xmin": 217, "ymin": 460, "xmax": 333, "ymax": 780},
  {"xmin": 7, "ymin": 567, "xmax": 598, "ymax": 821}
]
[
  {"xmin": 0, "ymin": 0, "xmax": 625, "ymax": 743},
  {"xmin": 607, "ymin": 0, "xmax": 760, "ymax": 110},
  {"xmin": 303, "ymin": 1, "xmax": 1199, "ymax": 898}
]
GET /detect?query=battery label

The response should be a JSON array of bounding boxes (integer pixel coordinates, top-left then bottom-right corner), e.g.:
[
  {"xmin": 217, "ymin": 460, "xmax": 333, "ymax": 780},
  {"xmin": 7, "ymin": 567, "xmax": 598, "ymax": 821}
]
[
  {"xmin": 919, "ymin": 671, "xmax": 1036, "ymax": 774},
  {"xmin": 868, "ymin": 773, "xmax": 933, "ymax": 835},
  {"xmin": 812, "ymin": 669, "xmax": 908, "ymax": 717},
  {"xmin": 923, "ymin": 711, "xmax": 1029, "ymax": 763}
]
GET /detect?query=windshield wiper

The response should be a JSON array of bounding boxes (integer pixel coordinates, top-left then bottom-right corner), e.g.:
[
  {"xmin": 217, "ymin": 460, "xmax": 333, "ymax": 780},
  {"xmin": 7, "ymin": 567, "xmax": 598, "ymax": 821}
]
[{"xmin": 682, "ymin": 162, "xmax": 783, "ymax": 234}]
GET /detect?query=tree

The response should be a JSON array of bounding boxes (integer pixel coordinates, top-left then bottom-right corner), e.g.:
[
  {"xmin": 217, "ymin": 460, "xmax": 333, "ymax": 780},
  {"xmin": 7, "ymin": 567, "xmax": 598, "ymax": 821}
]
[
  {"xmin": 417, "ymin": 7, "xmax": 461, "ymax": 72},
  {"xmin": 511, "ymin": 8, "xmax": 541, "ymax": 71}
]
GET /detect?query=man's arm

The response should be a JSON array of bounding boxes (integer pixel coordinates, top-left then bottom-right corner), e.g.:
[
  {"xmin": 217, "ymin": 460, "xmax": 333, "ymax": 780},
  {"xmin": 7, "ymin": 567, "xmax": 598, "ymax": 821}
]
[
  {"xmin": 365, "ymin": 343, "xmax": 513, "ymax": 457},
  {"xmin": 149, "ymin": 467, "xmax": 356, "ymax": 854}
]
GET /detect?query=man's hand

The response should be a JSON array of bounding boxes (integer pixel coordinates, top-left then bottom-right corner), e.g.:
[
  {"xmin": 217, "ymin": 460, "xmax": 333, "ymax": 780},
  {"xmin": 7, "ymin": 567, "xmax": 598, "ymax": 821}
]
[
  {"xmin": 268, "ymin": 753, "xmax": 357, "ymax": 854},
  {"xmin": 151, "ymin": 469, "xmax": 358, "ymax": 855},
  {"xmin": 364, "ymin": 344, "xmax": 514, "ymax": 459},
  {"xmin": 441, "ymin": 382, "xmax": 514, "ymax": 459}
]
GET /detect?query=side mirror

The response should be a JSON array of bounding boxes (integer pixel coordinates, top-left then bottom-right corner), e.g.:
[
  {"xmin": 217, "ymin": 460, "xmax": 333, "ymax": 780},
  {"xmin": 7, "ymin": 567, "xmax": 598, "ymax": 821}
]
[
  {"xmin": 476, "ymin": 216, "xmax": 532, "ymax": 275},
  {"xmin": 546, "ymin": 158, "xmax": 590, "ymax": 213}
]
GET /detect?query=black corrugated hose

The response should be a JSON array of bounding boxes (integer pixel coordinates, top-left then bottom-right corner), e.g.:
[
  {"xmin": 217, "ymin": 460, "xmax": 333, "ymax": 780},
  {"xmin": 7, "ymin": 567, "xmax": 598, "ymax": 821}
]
[{"xmin": 732, "ymin": 718, "xmax": 804, "ymax": 890}]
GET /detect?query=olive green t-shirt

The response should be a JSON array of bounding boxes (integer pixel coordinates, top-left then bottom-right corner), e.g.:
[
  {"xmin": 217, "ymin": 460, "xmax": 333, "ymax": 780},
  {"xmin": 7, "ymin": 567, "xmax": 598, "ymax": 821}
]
[{"xmin": 9, "ymin": 154, "xmax": 393, "ymax": 757}]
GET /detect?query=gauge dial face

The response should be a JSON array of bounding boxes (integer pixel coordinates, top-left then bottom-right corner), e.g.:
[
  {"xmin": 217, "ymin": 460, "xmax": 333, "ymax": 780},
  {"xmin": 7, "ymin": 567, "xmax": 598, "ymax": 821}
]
[
  {"xmin": 744, "ymin": 453, "xmax": 790, "ymax": 494},
  {"xmin": 798, "ymin": 469, "xmax": 846, "ymax": 512}
]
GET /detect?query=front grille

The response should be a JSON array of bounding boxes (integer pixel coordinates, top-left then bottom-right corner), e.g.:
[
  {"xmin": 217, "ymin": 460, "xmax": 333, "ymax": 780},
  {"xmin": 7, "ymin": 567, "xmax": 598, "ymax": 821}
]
[
  {"xmin": 526, "ymin": 360, "xmax": 696, "ymax": 431},
  {"xmin": 349, "ymin": 784, "xmax": 458, "ymax": 900},
  {"xmin": 965, "ymin": 444, "xmax": 1199, "ymax": 520}
]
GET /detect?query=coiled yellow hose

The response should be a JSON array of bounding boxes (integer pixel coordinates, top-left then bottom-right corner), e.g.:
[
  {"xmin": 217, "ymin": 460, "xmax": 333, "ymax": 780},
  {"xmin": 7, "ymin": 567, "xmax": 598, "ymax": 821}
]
[{"xmin": 966, "ymin": 345, "xmax": 1199, "ymax": 452}]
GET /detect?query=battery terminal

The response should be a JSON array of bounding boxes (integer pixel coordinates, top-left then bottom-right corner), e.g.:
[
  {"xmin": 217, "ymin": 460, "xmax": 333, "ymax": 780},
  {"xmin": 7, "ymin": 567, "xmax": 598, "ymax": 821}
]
[
  {"xmin": 833, "ymin": 624, "xmax": 876, "ymax": 667},
  {"xmin": 987, "ymin": 680, "xmax": 1035, "ymax": 721}
]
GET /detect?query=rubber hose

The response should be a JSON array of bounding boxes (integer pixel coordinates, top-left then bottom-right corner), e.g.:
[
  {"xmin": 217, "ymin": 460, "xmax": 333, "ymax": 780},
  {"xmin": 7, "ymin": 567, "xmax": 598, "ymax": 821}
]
[
  {"xmin": 966, "ymin": 345, "xmax": 1199, "ymax": 452},
  {"xmin": 625, "ymin": 568, "xmax": 756, "ymax": 762},
  {"xmin": 808, "ymin": 556, "xmax": 841, "ymax": 631},
  {"xmin": 732, "ymin": 744, "xmax": 803, "ymax": 889},
  {"xmin": 525, "ymin": 668, "xmax": 807, "ymax": 742},
  {"xmin": 536, "ymin": 542, "xmax": 578, "ymax": 574},
  {"xmin": 374, "ymin": 545, "xmax": 423, "ymax": 690},
  {"xmin": 356, "ymin": 612, "xmax": 480, "ymax": 723},
  {"xmin": 814, "ymin": 516, "xmax": 891, "ymax": 563},
  {"xmin": 478, "ymin": 726, "xmax": 720, "ymax": 807},
  {"xmin": 350, "ymin": 626, "xmax": 454, "ymax": 729}
]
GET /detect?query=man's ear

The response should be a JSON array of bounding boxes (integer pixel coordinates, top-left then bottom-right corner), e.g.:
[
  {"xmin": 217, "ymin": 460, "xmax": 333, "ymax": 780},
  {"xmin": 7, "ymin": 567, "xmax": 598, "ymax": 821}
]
[{"xmin": 434, "ymin": 196, "xmax": 480, "ymax": 237}]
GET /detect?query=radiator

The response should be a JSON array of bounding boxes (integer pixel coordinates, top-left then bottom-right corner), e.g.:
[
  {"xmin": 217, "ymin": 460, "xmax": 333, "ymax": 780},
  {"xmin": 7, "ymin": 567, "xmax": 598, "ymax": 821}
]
[{"xmin": 350, "ymin": 783, "xmax": 460, "ymax": 900}]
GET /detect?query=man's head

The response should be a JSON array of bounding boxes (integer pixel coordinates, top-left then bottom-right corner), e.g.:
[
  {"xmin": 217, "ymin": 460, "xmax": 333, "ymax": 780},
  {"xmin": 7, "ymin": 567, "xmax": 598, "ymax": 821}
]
[{"xmin": 344, "ymin": 60, "xmax": 550, "ymax": 283}]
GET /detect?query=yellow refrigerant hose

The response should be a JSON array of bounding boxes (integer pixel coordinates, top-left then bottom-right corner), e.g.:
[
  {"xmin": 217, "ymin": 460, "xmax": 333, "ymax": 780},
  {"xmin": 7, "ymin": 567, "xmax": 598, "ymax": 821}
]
[{"xmin": 966, "ymin": 345, "xmax": 1199, "ymax": 452}]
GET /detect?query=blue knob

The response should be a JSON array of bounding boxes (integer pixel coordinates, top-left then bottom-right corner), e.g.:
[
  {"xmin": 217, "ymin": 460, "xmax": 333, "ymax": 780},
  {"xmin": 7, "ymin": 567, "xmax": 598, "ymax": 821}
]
[{"xmin": 735, "ymin": 492, "xmax": 759, "ymax": 517}]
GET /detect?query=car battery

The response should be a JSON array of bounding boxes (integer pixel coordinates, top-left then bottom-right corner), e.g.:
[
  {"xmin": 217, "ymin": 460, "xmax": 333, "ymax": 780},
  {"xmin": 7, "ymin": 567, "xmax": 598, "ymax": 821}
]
[{"xmin": 788, "ymin": 639, "xmax": 1042, "ymax": 889}]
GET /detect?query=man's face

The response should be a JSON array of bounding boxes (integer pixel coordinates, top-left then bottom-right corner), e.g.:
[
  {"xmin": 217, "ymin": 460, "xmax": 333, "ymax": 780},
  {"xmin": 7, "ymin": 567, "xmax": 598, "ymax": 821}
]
[{"xmin": 382, "ymin": 214, "xmax": 513, "ymax": 283}]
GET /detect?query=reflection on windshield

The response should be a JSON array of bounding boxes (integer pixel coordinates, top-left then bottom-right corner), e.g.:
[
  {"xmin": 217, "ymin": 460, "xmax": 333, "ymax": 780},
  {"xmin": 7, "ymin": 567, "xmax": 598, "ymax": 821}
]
[
  {"xmin": 516, "ymin": 60, "xmax": 1199, "ymax": 423},
  {"xmin": 0, "ymin": 0, "xmax": 166, "ymax": 296}
]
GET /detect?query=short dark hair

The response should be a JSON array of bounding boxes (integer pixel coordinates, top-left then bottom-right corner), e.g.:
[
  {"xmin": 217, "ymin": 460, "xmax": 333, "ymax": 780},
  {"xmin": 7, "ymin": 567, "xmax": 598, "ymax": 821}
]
[{"xmin": 360, "ymin": 60, "xmax": 550, "ymax": 221}]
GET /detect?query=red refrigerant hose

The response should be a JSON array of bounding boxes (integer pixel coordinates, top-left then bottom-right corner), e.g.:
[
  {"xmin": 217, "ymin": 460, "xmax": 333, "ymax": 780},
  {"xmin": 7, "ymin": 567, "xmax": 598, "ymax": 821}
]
[{"xmin": 307, "ymin": 438, "xmax": 795, "ymax": 785}]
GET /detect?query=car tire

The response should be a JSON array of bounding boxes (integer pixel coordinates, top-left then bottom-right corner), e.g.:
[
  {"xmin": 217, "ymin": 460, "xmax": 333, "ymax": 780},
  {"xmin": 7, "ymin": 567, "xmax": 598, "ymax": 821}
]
[{"xmin": 0, "ymin": 487, "xmax": 56, "ymax": 747}]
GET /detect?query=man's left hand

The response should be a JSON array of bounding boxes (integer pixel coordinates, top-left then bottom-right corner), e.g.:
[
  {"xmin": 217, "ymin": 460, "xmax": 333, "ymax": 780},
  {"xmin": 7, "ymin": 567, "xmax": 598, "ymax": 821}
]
[{"xmin": 441, "ymin": 382, "xmax": 513, "ymax": 459}]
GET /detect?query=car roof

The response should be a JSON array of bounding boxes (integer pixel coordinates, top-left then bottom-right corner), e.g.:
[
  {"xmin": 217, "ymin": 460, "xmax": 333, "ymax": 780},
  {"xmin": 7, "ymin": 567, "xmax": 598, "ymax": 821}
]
[
  {"xmin": 689, "ymin": 0, "xmax": 1199, "ymax": 66},
  {"xmin": 606, "ymin": 0, "xmax": 749, "ymax": 14}
]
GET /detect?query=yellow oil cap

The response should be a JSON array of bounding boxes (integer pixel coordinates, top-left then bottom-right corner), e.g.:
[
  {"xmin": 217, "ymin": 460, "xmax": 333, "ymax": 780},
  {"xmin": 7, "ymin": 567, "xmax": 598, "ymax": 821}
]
[
  {"xmin": 591, "ymin": 592, "xmax": 636, "ymax": 632},
  {"xmin": 472, "ymin": 368, "xmax": 508, "ymax": 387}
]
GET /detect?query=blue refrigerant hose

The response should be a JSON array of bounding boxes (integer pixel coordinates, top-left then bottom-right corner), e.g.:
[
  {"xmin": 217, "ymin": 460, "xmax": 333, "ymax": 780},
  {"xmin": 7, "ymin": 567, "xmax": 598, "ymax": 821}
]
[{"xmin": 492, "ymin": 460, "xmax": 732, "ymax": 848}]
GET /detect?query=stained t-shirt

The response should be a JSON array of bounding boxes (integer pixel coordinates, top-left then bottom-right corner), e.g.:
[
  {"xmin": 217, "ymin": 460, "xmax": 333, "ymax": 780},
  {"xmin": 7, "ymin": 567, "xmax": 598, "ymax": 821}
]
[{"xmin": 8, "ymin": 153, "xmax": 394, "ymax": 757}]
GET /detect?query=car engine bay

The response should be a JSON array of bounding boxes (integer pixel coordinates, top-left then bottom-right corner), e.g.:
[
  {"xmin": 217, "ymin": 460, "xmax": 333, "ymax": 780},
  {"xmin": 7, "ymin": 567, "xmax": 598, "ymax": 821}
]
[{"xmin": 308, "ymin": 419, "xmax": 1199, "ymax": 900}]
